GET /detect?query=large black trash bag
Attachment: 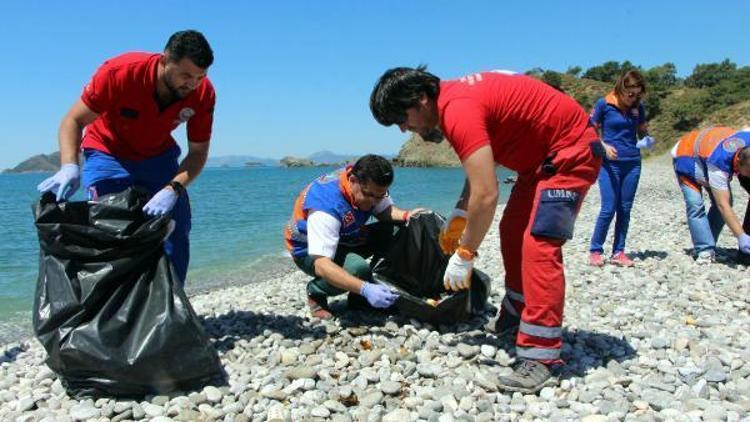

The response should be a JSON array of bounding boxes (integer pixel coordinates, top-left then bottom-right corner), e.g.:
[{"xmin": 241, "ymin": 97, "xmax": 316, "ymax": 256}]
[
  {"xmin": 371, "ymin": 212, "xmax": 490, "ymax": 324},
  {"xmin": 32, "ymin": 187, "xmax": 226, "ymax": 398}
]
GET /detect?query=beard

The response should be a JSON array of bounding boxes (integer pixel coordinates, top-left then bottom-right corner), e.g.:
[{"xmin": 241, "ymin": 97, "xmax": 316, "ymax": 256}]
[
  {"xmin": 421, "ymin": 128, "xmax": 445, "ymax": 143},
  {"xmin": 164, "ymin": 75, "xmax": 191, "ymax": 100}
]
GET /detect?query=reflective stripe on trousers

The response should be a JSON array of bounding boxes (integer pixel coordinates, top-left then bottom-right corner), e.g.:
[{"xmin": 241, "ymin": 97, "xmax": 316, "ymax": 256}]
[{"xmin": 499, "ymin": 138, "xmax": 601, "ymax": 364}]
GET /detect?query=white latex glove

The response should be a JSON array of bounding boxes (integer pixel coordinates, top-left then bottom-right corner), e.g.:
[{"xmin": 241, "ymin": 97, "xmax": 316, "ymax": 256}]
[{"xmin": 443, "ymin": 252, "xmax": 473, "ymax": 291}]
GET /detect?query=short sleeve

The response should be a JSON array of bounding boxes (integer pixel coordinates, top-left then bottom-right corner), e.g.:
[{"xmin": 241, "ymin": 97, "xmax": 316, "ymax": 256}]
[
  {"xmin": 440, "ymin": 99, "xmax": 491, "ymax": 162},
  {"xmin": 306, "ymin": 211, "xmax": 342, "ymax": 258},
  {"xmin": 187, "ymin": 80, "xmax": 216, "ymax": 143},
  {"xmin": 707, "ymin": 163, "xmax": 730, "ymax": 191},
  {"xmin": 81, "ymin": 63, "xmax": 116, "ymax": 114}
]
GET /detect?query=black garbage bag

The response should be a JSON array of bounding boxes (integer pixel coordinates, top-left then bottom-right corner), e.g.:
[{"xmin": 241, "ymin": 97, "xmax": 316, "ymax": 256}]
[
  {"xmin": 370, "ymin": 212, "xmax": 490, "ymax": 324},
  {"xmin": 32, "ymin": 187, "xmax": 225, "ymax": 398}
]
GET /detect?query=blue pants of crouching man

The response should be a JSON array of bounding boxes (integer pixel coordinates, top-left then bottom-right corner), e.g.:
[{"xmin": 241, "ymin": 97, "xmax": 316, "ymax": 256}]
[{"xmin": 81, "ymin": 146, "xmax": 191, "ymax": 285}]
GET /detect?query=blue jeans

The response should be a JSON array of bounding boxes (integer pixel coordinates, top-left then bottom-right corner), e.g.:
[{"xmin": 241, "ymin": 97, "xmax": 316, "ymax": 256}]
[
  {"xmin": 678, "ymin": 181, "xmax": 728, "ymax": 255},
  {"xmin": 589, "ymin": 159, "xmax": 642, "ymax": 254},
  {"xmin": 81, "ymin": 146, "xmax": 191, "ymax": 284}
]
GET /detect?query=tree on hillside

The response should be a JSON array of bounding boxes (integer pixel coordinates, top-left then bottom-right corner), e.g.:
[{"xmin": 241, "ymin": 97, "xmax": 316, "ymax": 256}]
[
  {"xmin": 700, "ymin": 66, "xmax": 750, "ymax": 111},
  {"xmin": 582, "ymin": 60, "xmax": 637, "ymax": 83},
  {"xmin": 525, "ymin": 67, "xmax": 544, "ymax": 78},
  {"xmin": 565, "ymin": 66, "xmax": 582, "ymax": 77},
  {"xmin": 643, "ymin": 63, "xmax": 679, "ymax": 91},
  {"xmin": 541, "ymin": 71, "xmax": 563, "ymax": 91},
  {"xmin": 685, "ymin": 59, "xmax": 737, "ymax": 88},
  {"xmin": 642, "ymin": 63, "xmax": 679, "ymax": 120}
]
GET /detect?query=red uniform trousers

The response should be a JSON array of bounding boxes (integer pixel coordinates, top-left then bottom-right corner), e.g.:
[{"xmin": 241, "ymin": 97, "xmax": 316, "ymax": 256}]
[{"xmin": 498, "ymin": 135, "xmax": 602, "ymax": 363}]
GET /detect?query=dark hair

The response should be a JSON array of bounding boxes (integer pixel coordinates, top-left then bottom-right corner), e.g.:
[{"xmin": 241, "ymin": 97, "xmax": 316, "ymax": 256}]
[
  {"xmin": 164, "ymin": 30, "xmax": 214, "ymax": 69},
  {"xmin": 370, "ymin": 65, "xmax": 441, "ymax": 126},
  {"xmin": 739, "ymin": 146, "xmax": 750, "ymax": 166},
  {"xmin": 351, "ymin": 154, "xmax": 394, "ymax": 187},
  {"xmin": 614, "ymin": 69, "xmax": 646, "ymax": 101}
]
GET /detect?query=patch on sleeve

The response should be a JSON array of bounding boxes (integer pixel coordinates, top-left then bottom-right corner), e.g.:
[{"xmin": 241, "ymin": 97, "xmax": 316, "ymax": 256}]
[{"xmin": 722, "ymin": 137, "xmax": 746, "ymax": 152}]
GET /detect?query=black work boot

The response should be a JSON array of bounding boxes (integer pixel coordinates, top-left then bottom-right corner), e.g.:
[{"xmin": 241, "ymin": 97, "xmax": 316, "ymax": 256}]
[
  {"xmin": 497, "ymin": 359, "xmax": 556, "ymax": 393},
  {"xmin": 484, "ymin": 311, "xmax": 520, "ymax": 339},
  {"xmin": 347, "ymin": 292, "xmax": 371, "ymax": 310}
]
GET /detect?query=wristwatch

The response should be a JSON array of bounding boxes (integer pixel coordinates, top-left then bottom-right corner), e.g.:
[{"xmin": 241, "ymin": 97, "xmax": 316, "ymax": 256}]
[{"xmin": 167, "ymin": 180, "xmax": 185, "ymax": 196}]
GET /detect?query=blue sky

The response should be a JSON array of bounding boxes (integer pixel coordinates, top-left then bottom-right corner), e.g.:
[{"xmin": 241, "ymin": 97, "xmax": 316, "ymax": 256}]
[{"xmin": 1, "ymin": 0, "xmax": 748, "ymax": 169}]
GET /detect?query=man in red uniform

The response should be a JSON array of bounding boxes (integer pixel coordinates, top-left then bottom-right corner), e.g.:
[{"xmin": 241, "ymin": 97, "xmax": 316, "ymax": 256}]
[
  {"xmin": 37, "ymin": 30, "xmax": 215, "ymax": 284},
  {"xmin": 370, "ymin": 67, "xmax": 603, "ymax": 393}
]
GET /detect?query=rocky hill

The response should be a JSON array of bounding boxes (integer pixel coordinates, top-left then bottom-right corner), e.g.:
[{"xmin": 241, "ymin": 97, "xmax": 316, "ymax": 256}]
[
  {"xmin": 280, "ymin": 156, "xmax": 315, "ymax": 167},
  {"xmin": 393, "ymin": 134, "xmax": 462, "ymax": 167},
  {"xmin": 3, "ymin": 152, "xmax": 60, "ymax": 173}
]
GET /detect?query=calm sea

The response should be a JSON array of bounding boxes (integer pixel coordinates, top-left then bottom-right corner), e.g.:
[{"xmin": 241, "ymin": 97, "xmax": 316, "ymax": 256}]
[{"xmin": 0, "ymin": 166, "xmax": 512, "ymax": 343}]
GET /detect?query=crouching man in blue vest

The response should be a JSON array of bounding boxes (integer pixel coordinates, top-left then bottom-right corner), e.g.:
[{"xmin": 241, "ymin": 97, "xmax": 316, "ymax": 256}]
[{"xmin": 284, "ymin": 154, "xmax": 423, "ymax": 319}]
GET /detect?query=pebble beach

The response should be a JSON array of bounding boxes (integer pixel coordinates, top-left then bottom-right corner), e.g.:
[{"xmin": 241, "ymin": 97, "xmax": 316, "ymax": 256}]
[{"xmin": 2, "ymin": 154, "xmax": 750, "ymax": 421}]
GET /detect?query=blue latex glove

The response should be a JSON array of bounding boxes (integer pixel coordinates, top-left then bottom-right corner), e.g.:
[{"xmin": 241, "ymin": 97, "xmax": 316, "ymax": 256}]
[
  {"xmin": 143, "ymin": 187, "xmax": 179, "ymax": 216},
  {"xmin": 636, "ymin": 135, "xmax": 656, "ymax": 149},
  {"xmin": 37, "ymin": 164, "xmax": 80, "ymax": 201},
  {"xmin": 738, "ymin": 233, "xmax": 750, "ymax": 254},
  {"xmin": 360, "ymin": 282, "xmax": 398, "ymax": 308}
]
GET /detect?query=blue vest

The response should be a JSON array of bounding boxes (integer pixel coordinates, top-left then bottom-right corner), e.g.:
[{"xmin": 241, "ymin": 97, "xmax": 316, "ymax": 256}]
[
  {"xmin": 286, "ymin": 168, "xmax": 373, "ymax": 258},
  {"xmin": 706, "ymin": 131, "xmax": 749, "ymax": 175}
]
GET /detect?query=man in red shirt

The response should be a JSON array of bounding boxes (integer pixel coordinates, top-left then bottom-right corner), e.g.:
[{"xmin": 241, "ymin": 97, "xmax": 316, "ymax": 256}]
[
  {"xmin": 370, "ymin": 67, "xmax": 604, "ymax": 393},
  {"xmin": 37, "ymin": 30, "xmax": 215, "ymax": 284}
]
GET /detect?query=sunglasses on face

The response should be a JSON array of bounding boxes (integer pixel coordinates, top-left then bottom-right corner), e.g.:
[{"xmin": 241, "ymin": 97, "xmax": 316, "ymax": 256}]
[{"xmin": 624, "ymin": 87, "xmax": 643, "ymax": 99}]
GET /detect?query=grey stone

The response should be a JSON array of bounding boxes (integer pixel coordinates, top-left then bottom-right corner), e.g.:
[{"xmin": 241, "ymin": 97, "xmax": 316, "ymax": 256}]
[
  {"xmin": 456, "ymin": 343, "xmax": 479, "ymax": 358},
  {"xmin": 704, "ymin": 369, "xmax": 728, "ymax": 383},
  {"xmin": 324, "ymin": 399, "xmax": 347, "ymax": 413},
  {"xmin": 70, "ymin": 404, "xmax": 101, "ymax": 420},
  {"xmin": 261, "ymin": 389, "xmax": 288, "ymax": 401},
  {"xmin": 381, "ymin": 381, "xmax": 401, "ymax": 396},
  {"xmin": 16, "ymin": 397, "xmax": 35, "ymax": 412},
  {"xmin": 360, "ymin": 391, "xmax": 384, "ymax": 408},
  {"xmin": 204, "ymin": 385, "xmax": 223, "ymax": 403},
  {"xmin": 286, "ymin": 366, "xmax": 318, "ymax": 380},
  {"xmin": 151, "ymin": 395, "xmax": 170, "ymax": 406},
  {"xmin": 142, "ymin": 403, "xmax": 165, "ymax": 417},
  {"xmin": 311, "ymin": 406, "xmax": 331, "ymax": 418},
  {"xmin": 383, "ymin": 409, "xmax": 410, "ymax": 422}
]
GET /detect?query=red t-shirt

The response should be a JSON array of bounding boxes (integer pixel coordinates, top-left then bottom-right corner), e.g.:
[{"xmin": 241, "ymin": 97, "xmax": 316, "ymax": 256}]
[
  {"xmin": 438, "ymin": 71, "xmax": 595, "ymax": 174},
  {"xmin": 80, "ymin": 52, "xmax": 215, "ymax": 161}
]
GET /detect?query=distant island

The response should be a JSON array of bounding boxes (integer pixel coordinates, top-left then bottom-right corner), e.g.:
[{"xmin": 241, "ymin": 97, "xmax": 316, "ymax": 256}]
[
  {"xmin": 3, "ymin": 152, "xmax": 64, "ymax": 174},
  {"xmin": 4, "ymin": 150, "xmax": 392, "ymax": 173}
]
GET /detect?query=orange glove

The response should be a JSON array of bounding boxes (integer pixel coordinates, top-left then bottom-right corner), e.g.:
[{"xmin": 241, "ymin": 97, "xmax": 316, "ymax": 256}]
[{"xmin": 439, "ymin": 209, "xmax": 467, "ymax": 255}]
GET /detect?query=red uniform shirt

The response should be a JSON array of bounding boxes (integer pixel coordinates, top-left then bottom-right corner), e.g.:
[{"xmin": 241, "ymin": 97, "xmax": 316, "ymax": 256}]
[
  {"xmin": 438, "ymin": 71, "xmax": 595, "ymax": 174},
  {"xmin": 81, "ymin": 52, "xmax": 215, "ymax": 161}
]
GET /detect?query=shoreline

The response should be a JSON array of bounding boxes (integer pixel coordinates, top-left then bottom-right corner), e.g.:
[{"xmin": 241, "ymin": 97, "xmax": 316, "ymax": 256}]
[{"xmin": 2, "ymin": 156, "xmax": 750, "ymax": 420}]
